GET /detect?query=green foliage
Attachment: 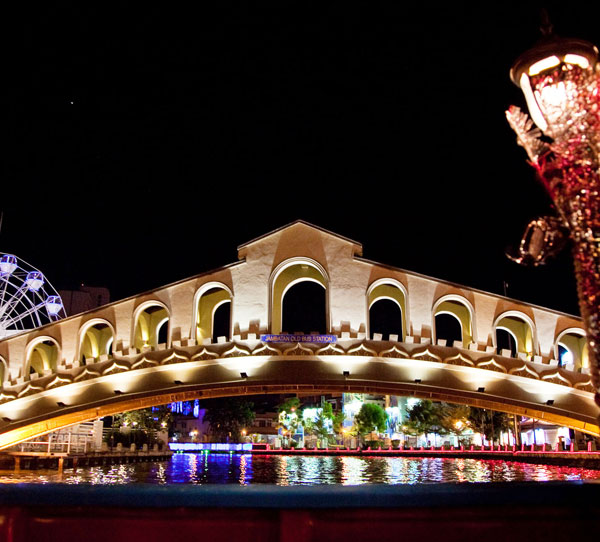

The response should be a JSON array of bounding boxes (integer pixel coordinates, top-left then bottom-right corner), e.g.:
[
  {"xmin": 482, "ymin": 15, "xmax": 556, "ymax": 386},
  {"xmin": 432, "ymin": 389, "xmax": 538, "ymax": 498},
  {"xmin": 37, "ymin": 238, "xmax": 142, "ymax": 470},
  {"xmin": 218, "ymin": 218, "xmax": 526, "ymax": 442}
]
[
  {"xmin": 438, "ymin": 403, "xmax": 471, "ymax": 435},
  {"xmin": 277, "ymin": 396, "xmax": 301, "ymax": 413},
  {"xmin": 202, "ymin": 398, "xmax": 255, "ymax": 442},
  {"xmin": 405, "ymin": 400, "xmax": 446, "ymax": 437},
  {"xmin": 468, "ymin": 407, "xmax": 511, "ymax": 444},
  {"xmin": 354, "ymin": 403, "xmax": 388, "ymax": 436}
]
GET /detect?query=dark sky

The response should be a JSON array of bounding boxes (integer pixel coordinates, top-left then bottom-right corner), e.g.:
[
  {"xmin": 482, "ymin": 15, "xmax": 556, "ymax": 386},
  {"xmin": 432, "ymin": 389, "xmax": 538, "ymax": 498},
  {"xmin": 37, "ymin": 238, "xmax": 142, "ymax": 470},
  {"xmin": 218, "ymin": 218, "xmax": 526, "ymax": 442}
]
[{"xmin": 4, "ymin": 3, "xmax": 600, "ymax": 316}]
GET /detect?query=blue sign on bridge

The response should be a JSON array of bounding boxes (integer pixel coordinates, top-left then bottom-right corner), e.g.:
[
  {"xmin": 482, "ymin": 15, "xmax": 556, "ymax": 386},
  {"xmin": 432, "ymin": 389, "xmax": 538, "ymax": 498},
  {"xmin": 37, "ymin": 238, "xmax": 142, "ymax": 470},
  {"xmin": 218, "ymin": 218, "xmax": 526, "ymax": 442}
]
[{"xmin": 261, "ymin": 334, "xmax": 337, "ymax": 344}]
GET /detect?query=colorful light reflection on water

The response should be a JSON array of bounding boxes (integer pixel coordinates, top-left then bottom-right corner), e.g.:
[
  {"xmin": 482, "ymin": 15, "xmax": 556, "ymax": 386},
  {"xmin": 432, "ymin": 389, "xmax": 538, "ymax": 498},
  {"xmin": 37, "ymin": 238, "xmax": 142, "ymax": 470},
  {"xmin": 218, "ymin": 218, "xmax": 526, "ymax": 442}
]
[{"xmin": 0, "ymin": 454, "xmax": 599, "ymax": 485}]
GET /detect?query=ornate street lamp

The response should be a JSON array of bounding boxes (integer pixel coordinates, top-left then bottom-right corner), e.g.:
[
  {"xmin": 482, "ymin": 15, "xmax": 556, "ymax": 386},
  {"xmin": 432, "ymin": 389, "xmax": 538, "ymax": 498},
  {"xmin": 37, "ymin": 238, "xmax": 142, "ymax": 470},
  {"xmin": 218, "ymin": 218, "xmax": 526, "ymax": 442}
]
[{"xmin": 506, "ymin": 18, "xmax": 600, "ymax": 413}]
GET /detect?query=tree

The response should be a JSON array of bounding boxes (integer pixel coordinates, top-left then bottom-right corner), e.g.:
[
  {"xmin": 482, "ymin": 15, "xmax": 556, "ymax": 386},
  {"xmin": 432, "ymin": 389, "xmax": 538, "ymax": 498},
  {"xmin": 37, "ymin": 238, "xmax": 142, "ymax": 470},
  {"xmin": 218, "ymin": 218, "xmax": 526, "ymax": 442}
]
[
  {"xmin": 354, "ymin": 403, "xmax": 388, "ymax": 439},
  {"xmin": 405, "ymin": 400, "xmax": 446, "ymax": 444},
  {"xmin": 277, "ymin": 397, "xmax": 302, "ymax": 447},
  {"xmin": 438, "ymin": 403, "xmax": 471, "ymax": 437},
  {"xmin": 202, "ymin": 398, "xmax": 255, "ymax": 442},
  {"xmin": 468, "ymin": 407, "xmax": 511, "ymax": 445}
]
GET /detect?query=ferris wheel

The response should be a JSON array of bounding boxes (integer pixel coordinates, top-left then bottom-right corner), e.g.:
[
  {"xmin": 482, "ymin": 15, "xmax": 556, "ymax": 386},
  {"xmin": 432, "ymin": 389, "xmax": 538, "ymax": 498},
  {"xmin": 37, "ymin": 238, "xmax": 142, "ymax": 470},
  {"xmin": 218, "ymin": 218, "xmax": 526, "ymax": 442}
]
[{"xmin": 0, "ymin": 253, "xmax": 65, "ymax": 340}]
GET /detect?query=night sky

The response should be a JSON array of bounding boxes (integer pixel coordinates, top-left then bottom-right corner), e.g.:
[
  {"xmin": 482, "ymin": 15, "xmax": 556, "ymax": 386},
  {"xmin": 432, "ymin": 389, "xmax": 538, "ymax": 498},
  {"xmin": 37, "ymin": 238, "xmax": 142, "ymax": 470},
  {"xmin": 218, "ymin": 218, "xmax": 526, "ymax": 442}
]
[{"xmin": 4, "ymin": 3, "xmax": 600, "ymax": 317}]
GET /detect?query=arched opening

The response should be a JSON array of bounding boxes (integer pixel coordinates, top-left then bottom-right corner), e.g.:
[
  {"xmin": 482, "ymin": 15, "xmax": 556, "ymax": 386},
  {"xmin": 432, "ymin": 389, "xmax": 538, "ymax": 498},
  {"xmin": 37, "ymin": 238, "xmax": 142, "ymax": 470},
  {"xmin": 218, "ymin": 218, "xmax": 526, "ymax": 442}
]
[
  {"xmin": 79, "ymin": 322, "xmax": 114, "ymax": 364},
  {"xmin": 195, "ymin": 286, "xmax": 232, "ymax": 344},
  {"xmin": 270, "ymin": 260, "xmax": 328, "ymax": 334},
  {"xmin": 432, "ymin": 297, "xmax": 474, "ymax": 346},
  {"xmin": 494, "ymin": 313, "xmax": 536, "ymax": 359},
  {"xmin": 212, "ymin": 301, "xmax": 231, "ymax": 343},
  {"xmin": 496, "ymin": 328, "xmax": 518, "ymax": 357},
  {"xmin": 555, "ymin": 329, "xmax": 588, "ymax": 370},
  {"xmin": 133, "ymin": 303, "xmax": 170, "ymax": 350},
  {"xmin": 369, "ymin": 299, "xmax": 403, "ymax": 340},
  {"xmin": 27, "ymin": 339, "xmax": 59, "ymax": 377},
  {"xmin": 367, "ymin": 280, "xmax": 407, "ymax": 341},
  {"xmin": 434, "ymin": 313, "xmax": 463, "ymax": 346},
  {"xmin": 281, "ymin": 280, "xmax": 326, "ymax": 334}
]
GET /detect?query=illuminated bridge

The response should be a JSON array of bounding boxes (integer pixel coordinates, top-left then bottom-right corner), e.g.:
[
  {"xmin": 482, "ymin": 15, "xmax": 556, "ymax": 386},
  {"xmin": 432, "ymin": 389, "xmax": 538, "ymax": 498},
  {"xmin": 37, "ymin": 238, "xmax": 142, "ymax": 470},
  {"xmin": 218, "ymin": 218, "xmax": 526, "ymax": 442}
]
[{"xmin": 0, "ymin": 221, "xmax": 597, "ymax": 449}]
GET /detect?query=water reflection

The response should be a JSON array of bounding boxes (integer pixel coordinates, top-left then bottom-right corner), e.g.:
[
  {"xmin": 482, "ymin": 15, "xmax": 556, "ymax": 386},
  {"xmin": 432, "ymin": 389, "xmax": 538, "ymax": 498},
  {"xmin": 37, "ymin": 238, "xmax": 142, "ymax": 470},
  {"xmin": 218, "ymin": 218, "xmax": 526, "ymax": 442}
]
[{"xmin": 0, "ymin": 454, "xmax": 599, "ymax": 485}]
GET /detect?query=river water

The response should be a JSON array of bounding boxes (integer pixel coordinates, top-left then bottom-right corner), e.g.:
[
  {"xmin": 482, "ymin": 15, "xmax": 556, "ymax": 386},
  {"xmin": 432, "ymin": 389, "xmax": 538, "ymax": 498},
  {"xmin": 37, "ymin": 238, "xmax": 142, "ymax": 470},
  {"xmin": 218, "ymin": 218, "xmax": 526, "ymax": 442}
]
[{"xmin": 1, "ymin": 453, "xmax": 600, "ymax": 485}]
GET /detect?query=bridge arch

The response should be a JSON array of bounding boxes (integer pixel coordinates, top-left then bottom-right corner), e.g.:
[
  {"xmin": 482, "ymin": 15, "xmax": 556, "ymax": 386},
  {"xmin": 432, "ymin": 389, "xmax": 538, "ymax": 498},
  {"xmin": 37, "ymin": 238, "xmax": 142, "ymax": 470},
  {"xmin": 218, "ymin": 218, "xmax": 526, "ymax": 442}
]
[
  {"xmin": 367, "ymin": 279, "xmax": 408, "ymax": 340},
  {"xmin": 25, "ymin": 336, "xmax": 61, "ymax": 378},
  {"xmin": 269, "ymin": 258, "xmax": 329, "ymax": 334},
  {"xmin": 494, "ymin": 311, "xmax": 537, "ymax": 359},
  {"xmin": 78, "ymin": 319, "xmax": 115, "ymax": 364},
  {"xmin": 432, "ymin": 295, "xmax": 475, "ymax": 347},
  {"xmin": 555, "ymin": 327, "xmax": 588, "ymax": 370},
  {"xmin": 193, "ymin": 282, "xmax": 233, "ymax": 344},
  {"xmin": 132, "ymin": 301, "xmax": 170, "ymax": 350}
]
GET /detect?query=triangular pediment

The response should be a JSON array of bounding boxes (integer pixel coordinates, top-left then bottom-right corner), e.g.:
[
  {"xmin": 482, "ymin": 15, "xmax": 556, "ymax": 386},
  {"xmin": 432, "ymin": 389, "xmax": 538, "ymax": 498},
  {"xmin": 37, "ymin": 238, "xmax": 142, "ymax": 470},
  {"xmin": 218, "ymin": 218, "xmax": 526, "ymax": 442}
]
[{"xmin": 237, "ymin": 220, "xmax": 363, "ymax": 259}]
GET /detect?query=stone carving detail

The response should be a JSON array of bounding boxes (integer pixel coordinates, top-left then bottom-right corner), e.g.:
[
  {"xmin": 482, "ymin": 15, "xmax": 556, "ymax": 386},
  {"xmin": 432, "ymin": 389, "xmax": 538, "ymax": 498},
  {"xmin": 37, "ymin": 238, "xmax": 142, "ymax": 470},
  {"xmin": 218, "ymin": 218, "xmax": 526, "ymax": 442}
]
[
  {"xmin": 0, "ymin": 392, "xmax": 16, "ymax": 405},
  {"xmin": 541, "ymin": 371, "xmax": 572, "ymax": 387},
  {"xmin": 316, "ymin": 344, "xmax": 346, "ymax": 356},
  {"xmin": 190, "ymin": 348, "xmax": 218, "ymax": 361},
  {"xmin": 444, "ymin": 353, "xmax": 475, "ymax": 367},
  {"xmin": 410, "ymin": 348, "xmax": 442, "ymax": 363},
  {"xmin": 102, "ymin": 362, "xmax": 130, "ymax": 376},
  {"xmin": 45, "ymin": 376, "xmax": 73, "ymax": 389},
  {"xmin": 131, "ymin": 357, "xmax": 158, "ymax": 370},
  {"xmin": 347, "ymin": 344, "xmax": 378, "ymax": 357},
  {"xmin": 574, "ymin": 380, "xmax": 595, "ymax": 393},
  {"xmin": 162, "ymin": 352, "xmax": 192, "ymax": 365},
  {"xmin": 509, "ymin": 365, "xmax": 540, "ymax": 379},
  {"xmin": 477, "ymin": 358, "xmax": 508, "ymax": 373},
  {"xmin": 283, "ymin": 343, "xmax": 314, "ymax": 356},
  {"xmin": 74, "ymin": 368, "xmax": 101, "ymax": 382},
  {"xmin": 17, "ymin": 383, "xmax": 44, "ymax": 398},
  {"xmin": 222, "ymin": 346, "xmax": 251, "ymax": 358},
  {"xmin": 379, "ymin": 346, "xmax": 408, "ymax": 359},
  {"xmin": 252, "ymin": 344, "xmax": 282, "ymax": 357}
]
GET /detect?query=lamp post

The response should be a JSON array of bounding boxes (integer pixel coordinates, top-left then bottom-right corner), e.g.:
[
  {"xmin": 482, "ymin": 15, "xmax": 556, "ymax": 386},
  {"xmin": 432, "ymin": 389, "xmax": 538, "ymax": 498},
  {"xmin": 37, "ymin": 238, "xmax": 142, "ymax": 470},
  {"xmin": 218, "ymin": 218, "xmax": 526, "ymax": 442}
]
[{"xmin": 506, "ymin": 18, "xmax": 600, "ymax": 414}]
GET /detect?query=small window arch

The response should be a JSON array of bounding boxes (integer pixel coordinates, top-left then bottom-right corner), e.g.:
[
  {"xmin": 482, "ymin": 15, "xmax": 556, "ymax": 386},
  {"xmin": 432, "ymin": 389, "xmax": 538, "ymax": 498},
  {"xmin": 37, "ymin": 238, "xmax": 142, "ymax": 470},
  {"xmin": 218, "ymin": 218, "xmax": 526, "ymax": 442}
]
[
  {"xmin": 79, "ymin": 319, "xmax": 115, "ymax": 364},
  {"xmin": 555, "ymin": 328, "xmax": 588, "ymax": 370},
  {"xmin": 494, "ymin": 311, "xmax": 537, "ymax": 359},
  {"xmin": 432, "ymin": 296, "xmax": 474, "ymax": 346},
  {"xmin": 133, "ymin": 302, "xmax": 170, "ymax": 350},
  {"xmin": 194, "ymin": 283, "xmax": 233, "ymax": 344},
  {"xmin": 26, "ymin": 337, "xmax": 60, "ymax": 378},
  {"xmin": 367, "ymin": 280, "xmax": 407, "ymax": 341},
  {"xmin": 270, "ymin": 258, "xmax": 329, "ymax": 334}
]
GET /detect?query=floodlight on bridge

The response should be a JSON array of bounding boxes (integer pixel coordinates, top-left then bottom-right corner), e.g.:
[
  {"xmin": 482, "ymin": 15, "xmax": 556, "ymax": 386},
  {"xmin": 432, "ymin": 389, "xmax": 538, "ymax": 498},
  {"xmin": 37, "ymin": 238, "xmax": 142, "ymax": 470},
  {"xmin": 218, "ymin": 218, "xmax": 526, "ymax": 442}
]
[
  {"xmin": 414, "ymin": 378, "xmax": 422, "ymax": 384},
  {"xmin": 240, "ymin": 372, "xmax": 248, "ymax": 379},
  {"xmin": 114, "ymin": 390, "xmax": 123, "ymax": 395},
  {"xmin": 343, "ymin": 370, "xmax": 350, "ymax": 377},
  {"xmin": 477, "ymin": 387, "xmax": 485, "ymax": 393},
  {"xmin": 546, "ymin": 399, "xmax": 555, "ymax": 406},
  {"xmin": 56, "ymin": 401, "xmax": 67, "ymax": 408},
  {"xmin": 174, "ymin": 380, "xmax": 183, "ymax": 386},
  {"xmin": 1, "ymin": 417, "xmax": 11, "ymax": 423}
]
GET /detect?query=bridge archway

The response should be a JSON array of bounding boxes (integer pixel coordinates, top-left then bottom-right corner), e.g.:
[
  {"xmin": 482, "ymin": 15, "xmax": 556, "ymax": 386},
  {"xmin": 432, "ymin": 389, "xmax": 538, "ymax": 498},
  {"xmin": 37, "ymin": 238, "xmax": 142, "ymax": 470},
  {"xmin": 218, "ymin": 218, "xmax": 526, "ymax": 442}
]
[
  {"xmin": 494, "ymin": 311, "xmax": 537, "ymax": 359},
  {"xmin": 432, "ymin": 295, "xmax": 474, "ymax": 346},
  {"xmin": 132, "ymin": 301, "xmax": 170, "ymax": 350},
  {"xmin": 25, "ymin": 337, "xmax": 60, "ymax": 378},
  {"xmin": 78, "ymin": 319, "xmax": 115, "ymax": 364},
  {"xmin": 270, "ymin": 258, "xmax": 329, "ymax": 334},
  {"xmin": 367, "ymin": 279, "xmax": 407, "ymax": 340},
  {"xmin": 555, "ymin": 328, "xmax": 588, "ymax": 370},
  {"xmin": 193, "ymin": 283, "xmax": 233, "ymax": 343}
]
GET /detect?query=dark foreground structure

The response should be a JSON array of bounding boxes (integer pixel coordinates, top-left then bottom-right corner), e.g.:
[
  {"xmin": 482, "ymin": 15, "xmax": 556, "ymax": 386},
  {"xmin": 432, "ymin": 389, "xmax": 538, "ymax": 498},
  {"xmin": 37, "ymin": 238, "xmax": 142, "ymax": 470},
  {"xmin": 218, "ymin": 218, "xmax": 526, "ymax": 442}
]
[{"xmin": 0, "ymin": 483, "xmax": 598, "ymax": 541}]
